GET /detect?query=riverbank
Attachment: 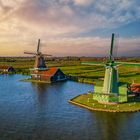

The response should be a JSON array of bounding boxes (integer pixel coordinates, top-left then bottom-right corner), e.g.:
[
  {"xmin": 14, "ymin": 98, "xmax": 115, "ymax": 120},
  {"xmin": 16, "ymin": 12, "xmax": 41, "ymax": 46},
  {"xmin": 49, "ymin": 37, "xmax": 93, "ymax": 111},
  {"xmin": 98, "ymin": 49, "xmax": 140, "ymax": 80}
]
[
  {"xmin": 20, "ymin": 78, "xmax": 51, "ymax": 83},
  {"xmin": 69, "ymin": 93, "xmax": 140, "ymax": 112}
]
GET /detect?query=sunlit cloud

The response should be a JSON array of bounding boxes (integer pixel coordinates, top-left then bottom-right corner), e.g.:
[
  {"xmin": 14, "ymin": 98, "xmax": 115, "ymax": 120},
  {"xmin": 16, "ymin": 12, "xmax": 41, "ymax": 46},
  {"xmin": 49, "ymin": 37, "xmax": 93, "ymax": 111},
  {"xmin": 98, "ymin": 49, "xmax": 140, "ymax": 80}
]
[
  {"xmin": 0, "ymin": 0, "xmax": 140, "ymax": 56},
  {"xmin": 73, "ymin": 0, "xmax": 94, "ymax": 6}
]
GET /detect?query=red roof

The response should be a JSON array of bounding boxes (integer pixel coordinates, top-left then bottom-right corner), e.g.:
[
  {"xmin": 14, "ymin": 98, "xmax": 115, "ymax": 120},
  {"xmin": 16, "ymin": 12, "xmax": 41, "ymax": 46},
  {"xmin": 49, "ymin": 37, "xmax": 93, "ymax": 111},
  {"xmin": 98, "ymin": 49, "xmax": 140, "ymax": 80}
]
[
  {"xmin": 33, "ymin": 67, "xmax": 59, "ymax": 76},
  {"xmin": 130, "ymin": 83, "xmax": 140, "ymax": 88},
  {"xmin": 0, "ymin": 65, "xmax": 12, "ymax": 69},
  {"xmin": 130, "ymin": 83, "xmax": 140, "ymax": 93}
]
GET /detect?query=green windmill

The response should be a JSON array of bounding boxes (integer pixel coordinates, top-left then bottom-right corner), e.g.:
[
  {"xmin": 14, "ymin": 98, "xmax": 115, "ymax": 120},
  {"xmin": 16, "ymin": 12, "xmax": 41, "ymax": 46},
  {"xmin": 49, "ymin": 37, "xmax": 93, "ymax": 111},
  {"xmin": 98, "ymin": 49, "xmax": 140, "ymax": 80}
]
[{"xmin": 82, "ymin": 33, "xmax": 140, "ymax": 103}]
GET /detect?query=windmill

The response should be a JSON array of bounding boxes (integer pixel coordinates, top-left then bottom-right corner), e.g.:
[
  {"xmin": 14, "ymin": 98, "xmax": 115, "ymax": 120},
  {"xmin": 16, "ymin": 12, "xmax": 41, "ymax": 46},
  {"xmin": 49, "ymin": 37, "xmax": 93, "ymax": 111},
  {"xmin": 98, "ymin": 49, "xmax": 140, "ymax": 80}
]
[
  {"xmin": 82, "ymin": 33, "xmax": 140, "ymax": 103},
  {"xmin": 24, "ymin": 39, "xmax": 52, "ymax": 70}
]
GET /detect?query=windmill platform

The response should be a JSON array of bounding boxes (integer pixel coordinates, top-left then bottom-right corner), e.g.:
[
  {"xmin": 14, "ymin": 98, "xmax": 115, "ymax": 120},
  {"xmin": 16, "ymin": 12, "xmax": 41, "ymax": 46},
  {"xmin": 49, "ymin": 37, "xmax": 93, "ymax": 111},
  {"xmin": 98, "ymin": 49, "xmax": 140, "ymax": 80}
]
[{"xmin": 93, "ymin": 82, "xmax": 128, "ymax": 103}]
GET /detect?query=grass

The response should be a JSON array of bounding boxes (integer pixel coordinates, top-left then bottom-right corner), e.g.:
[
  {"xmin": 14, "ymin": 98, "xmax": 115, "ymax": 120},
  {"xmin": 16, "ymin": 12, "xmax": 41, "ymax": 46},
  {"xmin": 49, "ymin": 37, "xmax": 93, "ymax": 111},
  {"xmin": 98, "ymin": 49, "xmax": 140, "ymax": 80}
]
[
  {"xmin": 0, "ymin": 57, "xmax": 140, "ymax": 85},
  {"xmin": 70, "ymin": 93, "xmax": 140, "ymax": 112}
]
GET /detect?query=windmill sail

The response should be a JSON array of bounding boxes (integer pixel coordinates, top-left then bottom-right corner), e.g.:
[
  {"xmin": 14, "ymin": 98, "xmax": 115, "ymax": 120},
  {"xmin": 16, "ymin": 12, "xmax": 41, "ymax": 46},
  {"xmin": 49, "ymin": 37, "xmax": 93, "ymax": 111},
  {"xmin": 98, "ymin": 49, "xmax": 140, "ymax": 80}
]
[
  {"xmin": 24, "ymin": 51, "xmax": 37, "ymax": 55},
  {"xmin": 24, "ymin": 39, "xmax": 52, "ymax": 70},
  {"xmin": 81, "ymin": 62, "xmax": 105, "ymax": 66},
  {"xmin": 110, "ymin": 34, "xmax": 119, "ymax": 61},
  {"xmin": 37, "ymin": 39, "xmax": 40, "ymax": 54},
  {"xmin": 109, "ymin": 33, "xmax": 115, "ymax": 62},
  {"xmin": 115, "ymin": 61, "xmax": 140, "ymax": 66}
]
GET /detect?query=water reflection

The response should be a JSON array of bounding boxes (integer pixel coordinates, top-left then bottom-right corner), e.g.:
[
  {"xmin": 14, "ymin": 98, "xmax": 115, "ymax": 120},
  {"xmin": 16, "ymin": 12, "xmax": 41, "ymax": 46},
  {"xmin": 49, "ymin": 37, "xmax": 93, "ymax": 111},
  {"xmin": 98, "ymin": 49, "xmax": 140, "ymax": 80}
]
[
  {"xmin": 31, "ymin": 83, "xmax": 49, "ymax": 107},
  {"xmin": 91, "ymin": 112, "xmax": 140, "ymax": 140}
]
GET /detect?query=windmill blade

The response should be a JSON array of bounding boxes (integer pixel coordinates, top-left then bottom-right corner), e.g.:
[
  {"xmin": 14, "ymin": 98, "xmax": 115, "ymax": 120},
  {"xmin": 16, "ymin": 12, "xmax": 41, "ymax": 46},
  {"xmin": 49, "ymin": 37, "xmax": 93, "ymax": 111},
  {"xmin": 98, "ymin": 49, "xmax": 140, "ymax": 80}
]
[
  {"xmin": 115, "ymin": 61, "xmax": 140, "ymax": 66},
  {"xmin": 109, "ymin": 33, "xmax": 115, "ymax": 62},
  {"xmin": 24, "ymin": 51, "xmax": 37, "ymax": 55},
  {"xmin": 113, "ymin": 34, "xmax": 119, "ymax": 59},
  {"xmin": 37, "ymin": 39, "xmax": 40, "ymax": 54},
  {"xmin": 82, "ymin": 62, "xmax": 105, "ymax": 66}
]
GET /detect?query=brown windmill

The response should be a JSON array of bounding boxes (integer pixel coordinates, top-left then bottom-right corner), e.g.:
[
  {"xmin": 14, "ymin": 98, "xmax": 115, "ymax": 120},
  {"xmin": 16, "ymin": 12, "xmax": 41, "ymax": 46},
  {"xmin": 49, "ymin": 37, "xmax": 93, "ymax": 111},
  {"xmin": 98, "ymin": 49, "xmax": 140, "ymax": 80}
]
[{"xmin": 24, "ymin": 39, "xmax": 51, "ymax": 70}]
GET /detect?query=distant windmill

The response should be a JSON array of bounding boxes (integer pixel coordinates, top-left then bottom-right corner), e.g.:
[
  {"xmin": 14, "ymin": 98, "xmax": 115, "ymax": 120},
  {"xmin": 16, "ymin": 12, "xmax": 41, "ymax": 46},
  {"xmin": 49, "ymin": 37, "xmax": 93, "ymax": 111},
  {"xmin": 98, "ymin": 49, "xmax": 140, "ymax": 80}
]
[
  {"xmin": 82, "ymin": 33, "xmax": 140, "ymax": 103},
  {"xmin": 24, "ymin": 39, "xmax": 52, "ymax": 70}
]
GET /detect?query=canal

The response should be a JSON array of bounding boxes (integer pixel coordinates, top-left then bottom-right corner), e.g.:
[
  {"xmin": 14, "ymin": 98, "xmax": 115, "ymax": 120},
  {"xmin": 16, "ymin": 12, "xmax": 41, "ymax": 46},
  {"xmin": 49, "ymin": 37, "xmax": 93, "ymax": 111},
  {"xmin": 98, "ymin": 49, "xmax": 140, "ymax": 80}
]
[{"xmin": 0, "ymin": 75, "xmax": 140, "ymax": 140}]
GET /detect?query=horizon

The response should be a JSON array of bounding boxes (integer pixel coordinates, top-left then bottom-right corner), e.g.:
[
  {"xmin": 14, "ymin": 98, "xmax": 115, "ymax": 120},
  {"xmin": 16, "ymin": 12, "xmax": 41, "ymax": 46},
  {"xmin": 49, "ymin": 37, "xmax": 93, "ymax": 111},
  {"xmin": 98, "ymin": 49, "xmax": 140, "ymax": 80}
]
[{"xmin": 0, "ymin": 0, "xmax": 140, "ymax": 57}]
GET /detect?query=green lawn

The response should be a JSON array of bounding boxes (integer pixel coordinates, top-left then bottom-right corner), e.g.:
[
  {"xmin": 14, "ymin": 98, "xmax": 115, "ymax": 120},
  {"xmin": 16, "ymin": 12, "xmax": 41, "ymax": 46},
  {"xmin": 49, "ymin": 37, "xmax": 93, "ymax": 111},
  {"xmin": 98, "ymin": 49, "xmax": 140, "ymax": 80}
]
[
  {"xmin": 70, "ymin": 93, "xmax": 140, "ymax": 112},
  {"xmin": 60, "ymin": 64, "xmax": 140, "ymax": 85}
]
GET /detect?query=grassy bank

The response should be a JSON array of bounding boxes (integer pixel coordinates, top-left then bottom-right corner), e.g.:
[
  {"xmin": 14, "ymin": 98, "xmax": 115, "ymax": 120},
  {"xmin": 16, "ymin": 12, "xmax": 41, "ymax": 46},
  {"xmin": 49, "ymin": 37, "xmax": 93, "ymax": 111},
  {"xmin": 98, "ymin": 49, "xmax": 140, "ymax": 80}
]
[{"xmin": 69, "ymin": 93, "xmax": 140, "ymax": 112}]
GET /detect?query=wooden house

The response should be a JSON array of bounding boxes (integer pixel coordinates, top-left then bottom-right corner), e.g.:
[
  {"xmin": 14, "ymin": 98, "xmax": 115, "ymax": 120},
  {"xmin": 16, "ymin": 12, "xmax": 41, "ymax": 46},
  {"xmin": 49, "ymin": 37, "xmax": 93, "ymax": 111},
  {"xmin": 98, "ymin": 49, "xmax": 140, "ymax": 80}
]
[
  {"xmin": 0, "ymin": 65, "xmax": 15, "ymax": 73},
  {"xmin": 31, "ymin": 67, "xmax": 67, "ymax": 83},
  {"xmin": 24, "ymin": 39, "xmax": 67, "ymax": 83}
]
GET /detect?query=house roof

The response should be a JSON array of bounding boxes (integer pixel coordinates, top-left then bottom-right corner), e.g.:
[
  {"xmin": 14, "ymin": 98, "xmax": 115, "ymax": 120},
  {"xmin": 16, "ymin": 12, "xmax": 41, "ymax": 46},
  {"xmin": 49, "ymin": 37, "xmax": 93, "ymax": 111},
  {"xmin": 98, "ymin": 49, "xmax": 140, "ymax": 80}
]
[
  {"xmin": 130, "ymin": 83, "xmax": 140, "ymax": 88},
  {"xmin": 33, "ymin": 67, "xmax": 59, "ymax": 76},
  {"xmin": 130, "ymin": 83, "xmax": 140, "ymax": 93},
  {"xmin": 0, "ymin": 65, "xmax": 12, "ymax": 69}
]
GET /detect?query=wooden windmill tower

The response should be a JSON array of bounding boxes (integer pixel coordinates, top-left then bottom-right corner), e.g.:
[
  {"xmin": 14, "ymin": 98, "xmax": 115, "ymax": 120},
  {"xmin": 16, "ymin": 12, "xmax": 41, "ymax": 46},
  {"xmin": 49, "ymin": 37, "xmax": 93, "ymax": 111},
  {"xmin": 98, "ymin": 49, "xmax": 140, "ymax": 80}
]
[
  {"xmin": 24, "ymin": 39, "xmax": 51, "ymax": 70},
  {"xmin": 82, "ymin": 33, "xmax": 140, "ymax": 103}
]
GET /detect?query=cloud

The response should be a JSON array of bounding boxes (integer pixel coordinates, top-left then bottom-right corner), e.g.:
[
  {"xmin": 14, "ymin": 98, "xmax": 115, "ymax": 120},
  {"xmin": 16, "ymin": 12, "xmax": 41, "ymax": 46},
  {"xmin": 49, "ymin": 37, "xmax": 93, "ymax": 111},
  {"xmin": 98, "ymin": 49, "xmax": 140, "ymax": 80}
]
[
  {"xmin": 0, "ymin": 0, "xmax": 140, "ymax": 56},
  {"xmin": 73, "ymin": 0, "xmax": 94, "ymax": 6},
  {"xmin": 13, "ymin": 0, "xmax": 140, "ymax": 35},
  {"xmin": 0, "ymin": 0, "xmax": 139, "ymax": 38},
  {"xmin": 0, "ymin": 0, "xmax": 25, "ymax": 23}
]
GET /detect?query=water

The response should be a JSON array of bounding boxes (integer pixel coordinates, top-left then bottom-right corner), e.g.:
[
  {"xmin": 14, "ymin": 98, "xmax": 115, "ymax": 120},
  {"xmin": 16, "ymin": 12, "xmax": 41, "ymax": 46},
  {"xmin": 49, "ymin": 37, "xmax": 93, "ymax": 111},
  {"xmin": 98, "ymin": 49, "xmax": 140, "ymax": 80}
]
[{"xmin": 0, "ymin": 75, "xmax": 140, "ymax": 140}]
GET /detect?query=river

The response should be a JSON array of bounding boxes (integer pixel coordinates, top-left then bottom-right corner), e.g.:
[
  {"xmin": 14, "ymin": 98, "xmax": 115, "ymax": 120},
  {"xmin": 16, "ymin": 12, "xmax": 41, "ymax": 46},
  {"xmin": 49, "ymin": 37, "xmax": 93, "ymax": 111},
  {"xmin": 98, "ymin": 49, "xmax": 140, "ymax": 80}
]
[{"xmin": 0, "ymin": 75, "xmax": 140, "ymax": 140}]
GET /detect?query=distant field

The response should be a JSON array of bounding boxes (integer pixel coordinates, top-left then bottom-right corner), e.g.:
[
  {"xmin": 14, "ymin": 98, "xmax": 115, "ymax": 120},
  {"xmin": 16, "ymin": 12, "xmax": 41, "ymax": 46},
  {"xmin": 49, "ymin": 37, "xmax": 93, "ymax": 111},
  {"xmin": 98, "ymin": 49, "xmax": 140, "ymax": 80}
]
[{"xmin": 0, "ymin": 57, "xmax": 140, "ymax": 84}]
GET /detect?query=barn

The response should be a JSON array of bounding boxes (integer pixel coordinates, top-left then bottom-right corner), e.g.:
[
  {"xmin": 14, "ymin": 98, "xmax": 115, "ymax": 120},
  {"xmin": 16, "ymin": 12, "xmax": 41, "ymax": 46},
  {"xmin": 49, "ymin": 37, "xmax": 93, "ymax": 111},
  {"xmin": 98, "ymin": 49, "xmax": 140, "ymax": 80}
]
[
  {"xmin": 0, "ymin": 65, "xmax": 15, "ymax": 73},
  {"xmin": 31, "ymin": 67, "xmax": 67, "ymax": 83}
]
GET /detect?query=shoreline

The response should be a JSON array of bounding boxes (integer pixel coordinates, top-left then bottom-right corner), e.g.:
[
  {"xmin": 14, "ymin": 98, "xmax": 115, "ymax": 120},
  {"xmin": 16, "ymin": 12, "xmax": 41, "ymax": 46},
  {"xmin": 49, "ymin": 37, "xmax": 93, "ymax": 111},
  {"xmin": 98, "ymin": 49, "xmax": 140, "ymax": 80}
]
[
  {"xmin": 69, "ymin": 94, "xmax": 140, "ymax": 113},
  {"xmin": 20, "ymin": 78, "xmax": 51, "ymax": 84}
]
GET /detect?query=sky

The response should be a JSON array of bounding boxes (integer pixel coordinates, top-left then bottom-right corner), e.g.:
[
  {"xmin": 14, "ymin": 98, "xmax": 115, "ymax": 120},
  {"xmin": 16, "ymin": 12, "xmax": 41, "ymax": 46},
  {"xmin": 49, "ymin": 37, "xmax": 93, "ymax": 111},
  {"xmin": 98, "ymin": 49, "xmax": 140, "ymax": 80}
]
[{"xmin": 0, "ymin": 0, "xmax": 140, "ymax": 57}]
